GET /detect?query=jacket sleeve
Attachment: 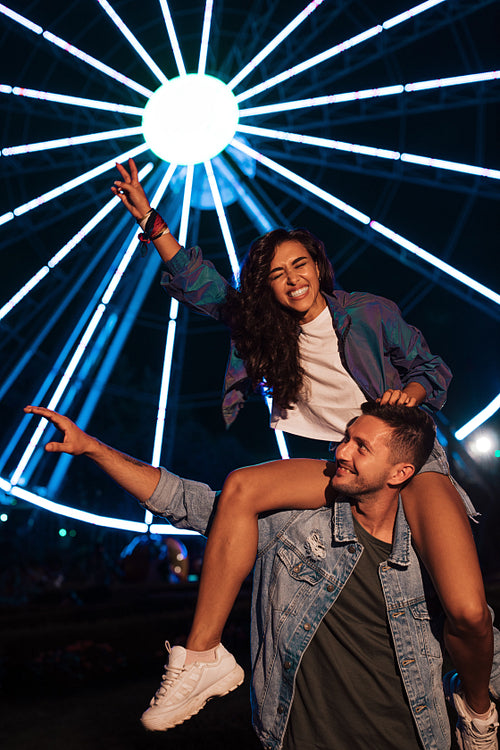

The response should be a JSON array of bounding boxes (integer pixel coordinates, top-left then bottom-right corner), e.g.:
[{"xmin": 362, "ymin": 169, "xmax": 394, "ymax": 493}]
[
  {"xmin": 142, "ymin": 467, "xmax": 288, "ymax": 546},
  {"xmin": 160, "ymin": 246, "xmax": 231, "ymax": 320},
  {"xmin": 381, "ymin": 298, "xmax": 452, "ymax": 411},
  {"xmin": 140, "ymin": 467, "xmax": 219, "ymax": 537}
]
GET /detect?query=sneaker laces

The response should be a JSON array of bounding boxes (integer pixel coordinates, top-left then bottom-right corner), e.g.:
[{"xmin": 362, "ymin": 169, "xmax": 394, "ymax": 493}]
[
  {"xmin": 458, "ymin": 702, "xmax": 499, "ymax": 748},
  {"xmin": 152, "ymin": 643, "xmax": 185, "ymax": 703}
]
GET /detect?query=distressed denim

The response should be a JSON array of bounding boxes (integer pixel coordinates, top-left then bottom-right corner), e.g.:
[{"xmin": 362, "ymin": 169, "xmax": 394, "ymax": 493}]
[{"xmin": 143, "ymin": 469, "xmax": 500, "ymax": 750}]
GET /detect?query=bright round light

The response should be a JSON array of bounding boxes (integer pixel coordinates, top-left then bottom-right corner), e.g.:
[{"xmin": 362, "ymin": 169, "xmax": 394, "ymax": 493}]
[
  {"xmin": 142, "ymin": 74, "xmax": 239, "ymax": 165},
  {"xmin": 473, "ymin": 435, "xmax": 493, "ymax": 453}
]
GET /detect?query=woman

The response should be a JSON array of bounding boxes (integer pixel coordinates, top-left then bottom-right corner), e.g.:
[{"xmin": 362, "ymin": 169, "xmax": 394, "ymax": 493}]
[{"xmin": 112, "ymin": 159, "xmax": 494, "ymax": 736}]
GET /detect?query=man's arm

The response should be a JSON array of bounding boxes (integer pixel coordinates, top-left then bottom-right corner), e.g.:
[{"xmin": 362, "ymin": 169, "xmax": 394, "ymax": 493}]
[
  {"xmin": 24, "ymin": 405, "xmax": 160, "ymax": 503},
  {"xmin": 24, "ymin": 405, "xmax": 219, "ymax": 535}
]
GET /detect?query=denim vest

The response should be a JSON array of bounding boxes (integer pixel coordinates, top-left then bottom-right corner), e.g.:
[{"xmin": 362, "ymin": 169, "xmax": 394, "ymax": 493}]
[
  {"xmin": 251, "ymin": 499, "xmax": 450, "ymax": 750},
  {"xmin": 144, "ymin": 470, "xmax": 500, "ymax": 750}
]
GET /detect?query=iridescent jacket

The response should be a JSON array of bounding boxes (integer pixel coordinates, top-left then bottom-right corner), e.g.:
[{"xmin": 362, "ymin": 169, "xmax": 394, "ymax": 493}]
[{"xmin": 161, "ymin": 246, "xmax": 452, "ymax": 426}]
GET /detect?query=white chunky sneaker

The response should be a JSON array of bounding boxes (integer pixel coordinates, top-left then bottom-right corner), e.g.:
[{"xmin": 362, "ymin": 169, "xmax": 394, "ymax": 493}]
[
  {"xmin": 443, "ymin": 671, "xmax": 499, "ymax": 750},
  {"xmin": 141, "ymin": 641, "xmax": 245, "ymax": 731}
]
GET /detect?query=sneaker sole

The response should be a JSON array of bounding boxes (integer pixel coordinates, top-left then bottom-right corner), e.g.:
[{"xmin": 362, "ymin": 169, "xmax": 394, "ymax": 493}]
[{"xmin": 141, "ymin": 664, "xmax": 245, "ymax": 731}]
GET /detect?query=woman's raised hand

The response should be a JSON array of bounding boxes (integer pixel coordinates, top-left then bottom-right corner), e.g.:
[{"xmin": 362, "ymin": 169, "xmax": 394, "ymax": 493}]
[{"xmin": 111, "ymin": 157, "xmax": 151, "ymax": 221}]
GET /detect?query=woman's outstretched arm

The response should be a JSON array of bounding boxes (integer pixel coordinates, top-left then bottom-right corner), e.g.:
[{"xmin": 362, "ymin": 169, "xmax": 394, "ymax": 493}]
[{"xmin": 111, "ymin": 157, "xmax": 181, "ymax": 263}]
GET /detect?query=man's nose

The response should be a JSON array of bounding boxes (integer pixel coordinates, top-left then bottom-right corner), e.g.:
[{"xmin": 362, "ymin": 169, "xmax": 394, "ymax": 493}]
[{"xmin": 335, "ymin": 441, "xmax": 350, "ymax": 461}]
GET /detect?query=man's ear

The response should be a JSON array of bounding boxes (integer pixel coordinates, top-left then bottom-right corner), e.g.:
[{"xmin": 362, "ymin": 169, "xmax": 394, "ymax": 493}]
[{"xmin": 387, "ymin": 462, "xmax": 415, "ymax": 488}]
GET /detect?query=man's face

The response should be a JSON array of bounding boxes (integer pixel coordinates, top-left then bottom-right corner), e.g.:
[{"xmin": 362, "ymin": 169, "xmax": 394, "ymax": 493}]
[{"xmin": 330, "ymin": 415, "xmax": 398, "ymax": 498}]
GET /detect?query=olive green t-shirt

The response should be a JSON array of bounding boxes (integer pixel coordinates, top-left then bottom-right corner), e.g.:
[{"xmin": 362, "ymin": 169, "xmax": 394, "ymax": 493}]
[{"xmin": 283, "ymin": 517, "xmax": 423, "ymax": 750}]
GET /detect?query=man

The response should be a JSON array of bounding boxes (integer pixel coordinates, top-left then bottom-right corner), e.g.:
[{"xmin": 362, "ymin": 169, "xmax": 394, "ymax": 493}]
[{"xmin": 24, "ymin": 403, "xmax": 499, "ymax": 750}]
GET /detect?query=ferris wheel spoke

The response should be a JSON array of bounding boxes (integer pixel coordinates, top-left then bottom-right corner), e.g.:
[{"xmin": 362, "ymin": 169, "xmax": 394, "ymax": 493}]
[
  {"xmin": 9, "ymin": 178, "xmax": 171, "ymax": 484},
  {"xmin": 232, "ymin": 138, "xmax": 500, "ymax": 308},
  {"xmin": 237, "ymin": 123, "xmax": 400, "ymax": 160},
  {"xmin": 237, "ymin": 123, "xmax": 500, "ymax": 181},
  {"xmin": 2, "ymin": 126, "xmax": 143, "ymax": 157},
  {"xmin": 228, "ymin": 0, "xmax": 326, "ymax": 91},
  {"xmin": 204, "ymin": 160, "xmax": 240, "ymax": 280},
  {"xmin": 0, "ymin": 197, "xmax": 120, "ymax": 321},
  {"xmin": 214, "ymin": 154, "xmax": 276, "ymax": 233},
  {"xmin": 231, "ymin": 137, "xmax": 370, "ymax": 225},
  {"xmin": 239, "ymin": 71, "xmax": 500, "ymax": 118},
  {"xmin": 0, "ymin": 85, "xmax": 144, "ymax": 115},
  {"xmin": 234, "ymin": 0, "xmax": 463, "ymax": 104},
  {"xmin": 369, "ymin": 222, "xmax": 500, "ymax": 306},
  {"xmin": 198, "ymin": 0, "xmax": 214, "ymax": 75},
  {"xmin": 10, "ymin": 304, "xmax": 108, "ymax": 485},
  {"xmin": 382, "ymin": 0, "xmax": 446, "ymax": 29},
  {"xmin": 150, "ymin": 165, "xmax": 194, "ymax": 470},
  {"xmin": 158, "ymin": 0, "xmax": 186, "ymax": 76},
  {"xmin": 0, "ymin": 162, "xmax": 157, "ymax": 325},
  {"xmin": 235, "ymin": 25, "xmax": 383, "ymax": 104},
  {"xmin": 0, "ymin": 142, "xmax": 148, "ymax": 228},
  {"xmin": 0, "ymin": 4, "xmax": 152, "ymax": 98},
  {"xmin": 96, "ymin": 0, "xmax": 168, "ymax": 85}
]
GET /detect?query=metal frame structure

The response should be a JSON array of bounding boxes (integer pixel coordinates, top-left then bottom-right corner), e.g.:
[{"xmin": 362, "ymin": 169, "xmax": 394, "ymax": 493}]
[{"xmin": 0, "ymin": 0, "xmax": 498, "ymax": 533}]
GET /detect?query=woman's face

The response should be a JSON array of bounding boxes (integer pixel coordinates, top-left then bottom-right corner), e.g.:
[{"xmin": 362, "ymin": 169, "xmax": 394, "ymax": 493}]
[{"xmin": 268, "ymin": 240, "xmax": 327, "ymax": 323}]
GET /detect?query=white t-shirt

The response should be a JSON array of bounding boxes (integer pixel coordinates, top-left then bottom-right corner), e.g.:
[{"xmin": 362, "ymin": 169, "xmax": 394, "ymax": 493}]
[{"xmin": 270, "ymin": 306, "xmax": 366, "ymax": 441}]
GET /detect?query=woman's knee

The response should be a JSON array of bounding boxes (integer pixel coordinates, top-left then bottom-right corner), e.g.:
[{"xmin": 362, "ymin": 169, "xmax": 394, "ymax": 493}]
[
  {"xmin": 447, "ymin": 599, "xmax": 492, "ymax": 638},
  {"xmin": 219, "ymin": 466, "xmax": 262, "ymax": 512}
]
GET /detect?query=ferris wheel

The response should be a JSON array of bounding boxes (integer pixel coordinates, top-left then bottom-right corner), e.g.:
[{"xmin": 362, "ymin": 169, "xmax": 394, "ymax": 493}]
[{"xmin": 0, "ymin": 0, "xmax": 498, "ymax": 534}]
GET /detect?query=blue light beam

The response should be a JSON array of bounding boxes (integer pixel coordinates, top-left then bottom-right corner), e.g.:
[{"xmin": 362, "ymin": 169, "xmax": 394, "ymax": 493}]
[
  {"xmin": 0, "ymin": 143, "xmax": 148, "ymax": 227},
  {"xmin": 2, "ymin": 126, "xmax": 143, "ymax": 157},
  {"xmin": 228, "ymin": 0, "xmax": 326, "ymax": 90},
  {"xmin": 230, "ymin": 138, "xmax": 370, "ymax": 225},
  {"xmin": 0, "ymin": 164, "xmax": 155, "ymax": 321},
  {"xmin": 231, "ymin": 139, "xmax": 500, "ymax": 307},
  {"xmin": 455, "ymin": 394, "xmax": 500, "ymax": 441},
  {"xmin": 149, "ymin": 166, "xmax": 193, "ymax": 471},
  {"xmin": 204, "ymin": 160, "xmax": 240, "ymax": 281},
  {"xmin": 96, "ymin": 0, "xmax": 168, "ymax": 84},
  {"xmin": 238, "ymin": 71, "xmax": 499, "ymax": 118},
  {"xmin": 0, "ymin": 4, "xmax": 152, "ymax": 97},
  {"xmin": 198, "ymin": 0, "xmax": 214, "ymax": 75},
  {"xmin": 158, "ymin": 0, "xmax": 187, "ymax": 76},
  {"xmin": 370, "ymin": 222, "xmax": 500, "ymax": 306},
  {"xmin": 235, "ymin": 0, "xmax": 448, "ymax": 104},
  {"xmin": 0, "ymin": 85, "xmax": 144, "ymax": 116},
  {"xmin": 236, "ymin": 123, "xmax": 500, "ymax": 180}
]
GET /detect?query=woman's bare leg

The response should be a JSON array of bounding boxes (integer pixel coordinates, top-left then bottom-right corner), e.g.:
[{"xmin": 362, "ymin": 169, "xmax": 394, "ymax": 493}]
[
  {"xmin": 402, "ymin": 473, "xmax": 493, "ymax": 713},
  {"xmin": 186, "ymin": 458, "xmax": 332, "ymax": 652}
]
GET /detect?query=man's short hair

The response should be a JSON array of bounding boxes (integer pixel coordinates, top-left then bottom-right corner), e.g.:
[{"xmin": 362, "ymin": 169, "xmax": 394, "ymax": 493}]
[{"xmin": 360, "ymin": 401, "xmax": 436, "ymax": 473}]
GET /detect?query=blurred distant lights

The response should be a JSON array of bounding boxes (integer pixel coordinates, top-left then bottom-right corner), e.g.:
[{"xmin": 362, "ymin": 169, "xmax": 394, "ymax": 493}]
[
  {"xmin": 58, "ymin": 528, "xmax": 77, "ymax": 538},
  {"xmin": 454, "ymin": 394, "xmax": 500, "ymax": 441},
  {"xmin": 465, "ymin": 432, "xmax": 498, "ymax": 459},
  {"xmin": 1, "ymin": 513, "xmax": 8, "ymax": 522}
]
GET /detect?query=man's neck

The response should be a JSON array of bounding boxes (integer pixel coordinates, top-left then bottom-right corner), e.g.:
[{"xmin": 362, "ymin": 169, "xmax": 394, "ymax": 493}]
[{"xmin": 350, "ymin": 488, "xmax": 400, "ymax": 544}]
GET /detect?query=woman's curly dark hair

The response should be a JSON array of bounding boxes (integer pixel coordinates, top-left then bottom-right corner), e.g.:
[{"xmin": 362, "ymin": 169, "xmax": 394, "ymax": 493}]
[{"xmin": 221, "ymin": 228, "xmax": 335, "ymax": 410}]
